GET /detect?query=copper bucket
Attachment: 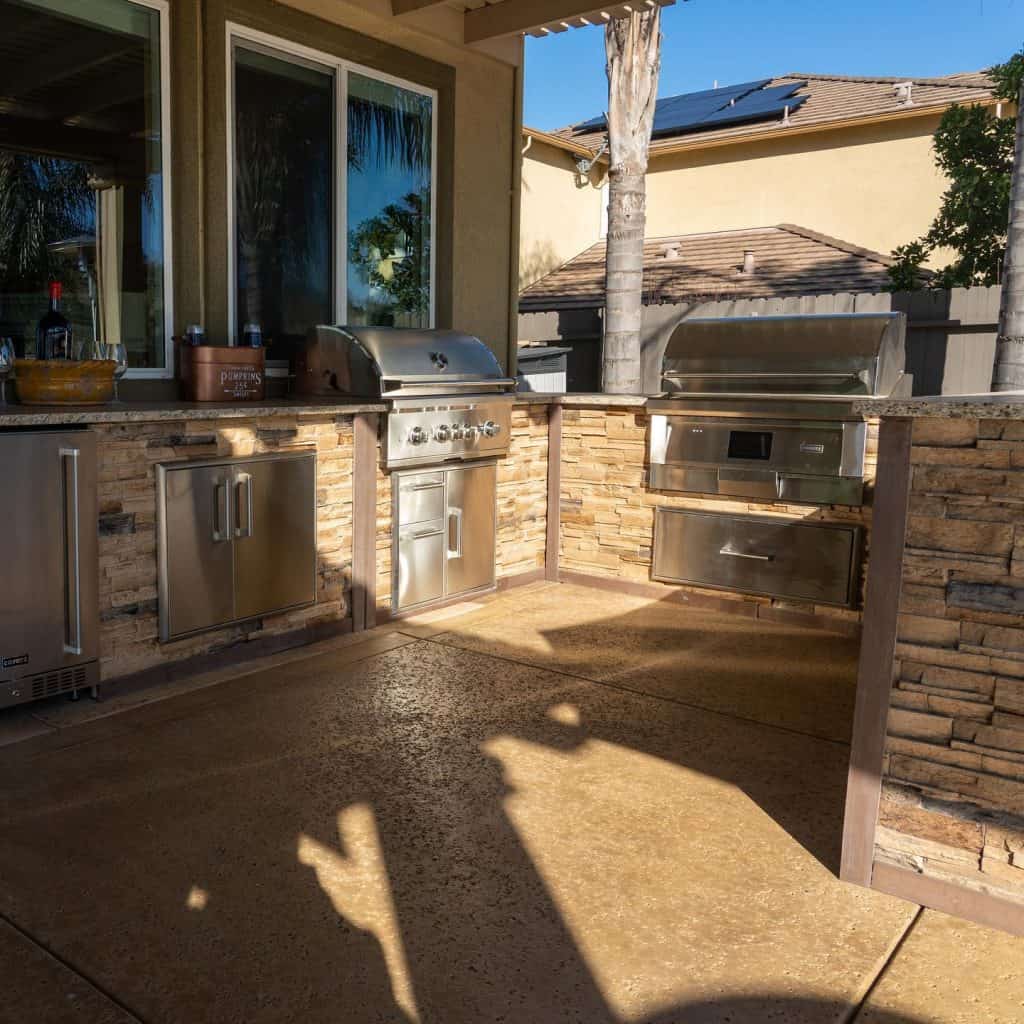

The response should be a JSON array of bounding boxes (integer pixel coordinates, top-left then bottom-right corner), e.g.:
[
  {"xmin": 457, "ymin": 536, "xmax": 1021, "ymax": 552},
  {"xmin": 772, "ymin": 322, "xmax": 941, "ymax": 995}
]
[{"xmin": 180, "ymin": 345, "xmax": 265, "ymax": 402}]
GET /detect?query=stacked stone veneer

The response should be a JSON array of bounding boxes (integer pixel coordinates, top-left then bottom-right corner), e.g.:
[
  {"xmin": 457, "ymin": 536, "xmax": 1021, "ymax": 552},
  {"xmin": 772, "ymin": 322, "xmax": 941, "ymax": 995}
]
[
  {"xmin": 559, "ymin": 404, "xmax": 874, "ymax": 626},
  {"xmin": 374, "ymin": 404, "xmax": 549, "ymax": 616},
  {"xmin": 876, "ymin": 416, "xmax": 1024, "ymax": 903},
  {"xmin": 97, "ymin": 415, "xmax": 354, "ymax": 679}
]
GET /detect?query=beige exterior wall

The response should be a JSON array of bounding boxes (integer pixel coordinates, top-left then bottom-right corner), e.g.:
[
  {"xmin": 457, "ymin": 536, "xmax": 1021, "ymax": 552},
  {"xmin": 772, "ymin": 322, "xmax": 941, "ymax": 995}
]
[
  {"xmin": 519, "ymin": 138, "xmax": 605, "ymax": 289},
  {"xmin": 644, "ymin": 116, "xmax": 947, "ymax": 265},
  {"xmin": 519, "ymin": 113, "xmax": 955, "ymax": 286}
]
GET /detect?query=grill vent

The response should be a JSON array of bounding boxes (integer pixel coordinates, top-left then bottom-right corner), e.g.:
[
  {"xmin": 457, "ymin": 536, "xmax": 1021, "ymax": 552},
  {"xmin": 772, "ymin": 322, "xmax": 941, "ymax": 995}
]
[{"xmin": 30, "ymin": 664, "xmax": 88, "ymax": 700}]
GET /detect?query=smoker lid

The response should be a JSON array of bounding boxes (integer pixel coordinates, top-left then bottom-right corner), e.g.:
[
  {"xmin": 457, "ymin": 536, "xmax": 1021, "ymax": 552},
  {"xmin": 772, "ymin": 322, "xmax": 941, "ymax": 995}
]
[{"xmin": 660, "ymin": 312, "xmax": 908, "ymax": 399}]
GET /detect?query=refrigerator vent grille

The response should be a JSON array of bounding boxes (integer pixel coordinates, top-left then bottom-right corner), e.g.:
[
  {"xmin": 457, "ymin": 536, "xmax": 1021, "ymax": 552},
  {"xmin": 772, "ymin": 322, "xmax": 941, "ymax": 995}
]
[{"xmin": 30, "ymin": 665, "xmax": 89, "ymax": 700}]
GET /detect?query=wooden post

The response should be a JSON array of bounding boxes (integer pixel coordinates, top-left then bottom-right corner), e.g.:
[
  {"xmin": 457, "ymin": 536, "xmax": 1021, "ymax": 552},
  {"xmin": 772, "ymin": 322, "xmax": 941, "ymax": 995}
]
[
  {"xmin": 352, "ymin": 412, "xmax": 379, "ymax": 632},
  {"xmin": 840, "ymin": 416, "xmax": 913, "ymax": 886}
]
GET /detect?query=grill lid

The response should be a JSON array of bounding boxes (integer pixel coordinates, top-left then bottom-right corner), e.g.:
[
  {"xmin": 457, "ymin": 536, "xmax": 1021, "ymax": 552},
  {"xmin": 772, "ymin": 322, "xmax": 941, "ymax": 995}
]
[
  {"xmin": 660, "ymin": 312, "xmax": 908, "ymax": 399},
  {"xmin": 300, "ymin": 326, "xmax": 515, "ymax": 398}
]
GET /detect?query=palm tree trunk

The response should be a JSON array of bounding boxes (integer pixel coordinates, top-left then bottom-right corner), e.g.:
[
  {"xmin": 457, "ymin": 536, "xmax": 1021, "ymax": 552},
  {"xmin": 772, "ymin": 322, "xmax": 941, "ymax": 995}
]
[
  {"xmin": 993, "ymin": 78, "xmax": 1024, "ymax": 391},
  {"xmin": 602, "ymin": 8, "xmax": 661, "ymax": 395}
]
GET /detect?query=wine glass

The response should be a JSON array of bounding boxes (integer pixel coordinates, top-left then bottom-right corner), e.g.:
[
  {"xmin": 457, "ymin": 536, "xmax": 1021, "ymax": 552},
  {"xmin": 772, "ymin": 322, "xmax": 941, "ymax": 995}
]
[
  {"xmin": 107, "ymin": 342, "xmax": 128, "ymax": 402},
  {"xmin": 0, "ymin": 338, "xmax": 13, "ymax": 405}
]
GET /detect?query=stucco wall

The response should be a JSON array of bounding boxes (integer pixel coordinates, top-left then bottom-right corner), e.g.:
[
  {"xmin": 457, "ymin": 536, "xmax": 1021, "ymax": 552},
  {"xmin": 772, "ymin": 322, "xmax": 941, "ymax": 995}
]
[
  {"xmin": 643, "ymin": 116, "xmax": 947, "ymax": 265},
  {"xmin": 519, "ymin": 138, "xmax": 605, "ymax": 289},
  {"xmin": 519, "ymin": 113, "xmax": 953, "ymax": 285}
]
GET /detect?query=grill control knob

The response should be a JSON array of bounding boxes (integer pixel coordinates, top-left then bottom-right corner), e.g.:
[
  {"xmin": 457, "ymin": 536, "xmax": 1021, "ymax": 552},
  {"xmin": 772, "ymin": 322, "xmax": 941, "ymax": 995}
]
[
  {"xmin": 408, "ymin": 426, "xmax": 428, "ymax": 446},
  {"xmin": 481, "ymin": 420, "xmax": 500, "ymax": 438},
  {"xmin": 434, "ymin": 424, "xmax": 451, "ymax": 442},
  {"xmin": 450, "ymin": 424, "xmax": 465, "ymax": 441}
]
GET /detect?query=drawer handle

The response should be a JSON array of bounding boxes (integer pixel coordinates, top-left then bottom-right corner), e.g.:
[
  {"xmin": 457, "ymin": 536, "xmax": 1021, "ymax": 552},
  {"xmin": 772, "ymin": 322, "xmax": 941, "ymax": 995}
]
[
  {"xmin": 403, "ymin": 482, "xmax": 443, "ymax": 492},
  {"xmin": 719, "ymin": 546, "xmax": 773, "ymax": 562}
]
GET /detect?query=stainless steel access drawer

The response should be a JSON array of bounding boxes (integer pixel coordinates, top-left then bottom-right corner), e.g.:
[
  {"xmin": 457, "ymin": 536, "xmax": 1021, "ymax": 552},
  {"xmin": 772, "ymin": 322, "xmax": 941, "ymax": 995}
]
[
  {"xmin": 652, "ymin": 508, "xmax": 861, "ymax": 607},
  {"xmin": 396, "ymin": 472, "xmax": 445, "ymax": 526}
]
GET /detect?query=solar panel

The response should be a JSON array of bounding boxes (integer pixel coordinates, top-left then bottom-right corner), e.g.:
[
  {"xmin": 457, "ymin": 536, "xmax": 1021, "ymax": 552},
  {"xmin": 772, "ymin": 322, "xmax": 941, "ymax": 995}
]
[
  {"xmin": 571, "ymin": 78, "xmax": 807, "ymax": 140},
  {"xmin": 695, "ymin": 81, "xmax": 808, "ymax": 129}
]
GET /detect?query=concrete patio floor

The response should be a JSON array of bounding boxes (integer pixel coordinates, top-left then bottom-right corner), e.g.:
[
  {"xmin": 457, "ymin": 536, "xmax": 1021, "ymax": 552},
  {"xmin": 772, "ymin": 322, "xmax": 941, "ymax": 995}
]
[{"xmin": 0, "ymin": 582, "xmax": 1021, "ymax": 1023}]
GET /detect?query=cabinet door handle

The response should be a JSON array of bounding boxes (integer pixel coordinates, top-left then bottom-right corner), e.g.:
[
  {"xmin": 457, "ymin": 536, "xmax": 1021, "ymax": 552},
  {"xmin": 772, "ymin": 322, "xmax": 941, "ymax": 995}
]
[
  {"xmin": 213, "ymin": 478, "xmax": 231, "ymax": 542},
  {"xmin": 447, "ymin": 507, "xmax": 463, "ymax": 559},
  {"xmin": 719, "ymin": 546, "xmax": 773, "ymax": 562},
  {"xmin": 60, "ymin": 447, "xmax": 82, "ymax": 655},
  {"xmin": 235, "ymin": 472, "xmax": 254, "ymax": 539}
]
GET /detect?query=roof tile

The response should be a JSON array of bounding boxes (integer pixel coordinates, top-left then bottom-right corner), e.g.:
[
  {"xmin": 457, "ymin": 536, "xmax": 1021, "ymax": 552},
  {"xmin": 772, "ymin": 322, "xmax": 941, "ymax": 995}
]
[{"xmin": 519, "ymin": 224, "xmax": 897, "ymax": 310}]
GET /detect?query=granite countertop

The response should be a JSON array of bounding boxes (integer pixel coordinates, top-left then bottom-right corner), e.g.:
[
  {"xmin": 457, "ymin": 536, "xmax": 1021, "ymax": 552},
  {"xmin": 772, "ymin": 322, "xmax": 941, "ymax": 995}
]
[
  {"xmin": 0, "ymin": 397, "xmax": 387, "ymax": 426},
  {"xmin": 515, "ymin": 392, "xmax": 649, "ymax": 407},
  {"xmin": 853, "ymin": 392, "xmax": 1024, "ymax": 419}
]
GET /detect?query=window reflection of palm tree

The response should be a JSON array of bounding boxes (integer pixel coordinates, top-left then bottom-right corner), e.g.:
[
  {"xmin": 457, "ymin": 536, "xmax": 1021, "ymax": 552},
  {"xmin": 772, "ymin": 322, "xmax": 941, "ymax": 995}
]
[{"xmin": 234, "ymin": 78, "xmax": 431, "ymax": 336}]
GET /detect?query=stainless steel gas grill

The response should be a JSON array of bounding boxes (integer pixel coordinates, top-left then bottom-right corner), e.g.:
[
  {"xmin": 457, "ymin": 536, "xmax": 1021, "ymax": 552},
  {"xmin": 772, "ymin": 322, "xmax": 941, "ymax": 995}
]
[
  {"xmin": 647, "ymin": 312, "xmax": 910, "ymax": 608},
  {"xmin": 298, "ymin": 326, "xmax": 516, "ymax": 612}
]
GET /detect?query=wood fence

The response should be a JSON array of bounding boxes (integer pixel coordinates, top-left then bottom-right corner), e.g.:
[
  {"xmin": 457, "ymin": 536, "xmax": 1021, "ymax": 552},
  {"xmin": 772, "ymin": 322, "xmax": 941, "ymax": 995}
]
[{"xmin": 518, "ymin": 286, "xmax": 1002, "ymax": 395}]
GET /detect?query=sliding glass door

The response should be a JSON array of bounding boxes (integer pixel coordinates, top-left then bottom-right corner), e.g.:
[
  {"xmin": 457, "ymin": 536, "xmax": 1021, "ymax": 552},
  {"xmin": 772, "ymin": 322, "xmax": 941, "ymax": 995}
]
[
  {"xmin": 232, "ymin": 47, "xmax": 334, "ymax": 359},
  {"xmin": 229, "ymin": 27, "xmax": 436, "ymax": 361}
]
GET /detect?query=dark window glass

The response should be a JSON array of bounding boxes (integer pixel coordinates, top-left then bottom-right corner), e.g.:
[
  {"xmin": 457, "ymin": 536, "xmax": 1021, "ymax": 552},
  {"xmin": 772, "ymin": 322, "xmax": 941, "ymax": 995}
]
[
  {"xmin": 0, "ymin": 0, "xmax": 166, "ymax": 368},
  {"xmin": 233, "ymin": 46, "xmax": 333, "ymax": 361},
  {"xmin": 347, "ymin": 73, "xmax": 432, "ymax": 328}
]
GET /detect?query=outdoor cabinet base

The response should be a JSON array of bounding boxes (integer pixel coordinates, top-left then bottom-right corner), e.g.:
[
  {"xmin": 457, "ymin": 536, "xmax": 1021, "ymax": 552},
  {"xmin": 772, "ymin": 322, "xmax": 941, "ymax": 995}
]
[
  {"xmin": 157, "ymin": 451, "xmax": 316, "ymax": 641},
  {"xmin": 393, "ymin": 462, "xmax": 496, "ymax": 613}
]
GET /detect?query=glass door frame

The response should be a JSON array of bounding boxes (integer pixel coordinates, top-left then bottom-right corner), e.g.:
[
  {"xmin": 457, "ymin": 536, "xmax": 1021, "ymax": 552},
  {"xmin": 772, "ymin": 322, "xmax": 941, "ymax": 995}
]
[{"xmin": 225, "ymin": 21, "xmax": 438, "ymax": 345}]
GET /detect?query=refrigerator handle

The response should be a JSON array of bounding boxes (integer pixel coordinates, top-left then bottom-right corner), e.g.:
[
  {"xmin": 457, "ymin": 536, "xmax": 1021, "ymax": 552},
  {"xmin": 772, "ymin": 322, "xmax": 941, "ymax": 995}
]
[
  {"xmin": 234, "ymin": 472, "xmax": 254, "ymax": 539},
  {"xmin": 213, "ymin": 477, "xmax": 232, "ymax": 542},
  {"xmin": 446, "ymin": 507, "xmax": 463, "ymax": 559},
  {"xmin": 59, "ymin": 447, "xmax": 82, "ymax": 656}
]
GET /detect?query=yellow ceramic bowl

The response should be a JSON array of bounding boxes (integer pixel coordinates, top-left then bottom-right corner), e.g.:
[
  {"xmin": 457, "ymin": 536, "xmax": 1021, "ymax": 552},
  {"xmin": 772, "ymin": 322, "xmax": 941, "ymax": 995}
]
[{"xmin": 14, "ymin": 359, "xmax": 117, "ymax": 406}]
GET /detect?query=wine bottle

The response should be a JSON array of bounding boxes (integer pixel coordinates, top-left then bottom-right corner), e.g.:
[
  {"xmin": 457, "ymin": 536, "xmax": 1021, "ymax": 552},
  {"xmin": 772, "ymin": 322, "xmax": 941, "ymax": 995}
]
[{"xmin": 36, "ymin": 282, "xmax": 73, "ymax": 360}]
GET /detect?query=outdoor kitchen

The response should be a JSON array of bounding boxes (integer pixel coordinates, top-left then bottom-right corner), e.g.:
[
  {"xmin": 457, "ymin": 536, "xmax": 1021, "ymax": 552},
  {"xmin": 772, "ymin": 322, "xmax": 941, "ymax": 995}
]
[{"xmin": 1, "ymin": 0, "xmax": 1023, "ymax": 1020}]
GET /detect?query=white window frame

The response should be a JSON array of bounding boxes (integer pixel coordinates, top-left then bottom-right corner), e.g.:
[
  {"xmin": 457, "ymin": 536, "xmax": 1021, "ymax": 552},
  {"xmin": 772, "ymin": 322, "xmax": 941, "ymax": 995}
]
[{"xmin": 225, "ymin": 22, "xmax": 438, "ymax": 344}]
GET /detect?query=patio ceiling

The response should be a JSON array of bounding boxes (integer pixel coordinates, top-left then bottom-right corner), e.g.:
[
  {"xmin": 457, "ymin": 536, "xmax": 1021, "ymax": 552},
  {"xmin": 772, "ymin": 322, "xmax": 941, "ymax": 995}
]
[{"xmin": 392, "ymin": 0, "xmax": 676, "ymax": 44}]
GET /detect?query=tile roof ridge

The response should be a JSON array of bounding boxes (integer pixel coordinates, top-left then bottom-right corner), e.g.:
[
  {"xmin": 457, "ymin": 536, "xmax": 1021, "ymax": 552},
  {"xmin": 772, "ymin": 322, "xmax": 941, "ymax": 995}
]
[
  {"xmin": 776, "ymin": 224, "xmax": 895, "ymax": 266},
  {"xmin": 646, "ymin": 226, "xmax": 782, "ymax": 244},
  {"xmin": 781, "ymin": 70, "xmax": 991, "ymax": 89}
]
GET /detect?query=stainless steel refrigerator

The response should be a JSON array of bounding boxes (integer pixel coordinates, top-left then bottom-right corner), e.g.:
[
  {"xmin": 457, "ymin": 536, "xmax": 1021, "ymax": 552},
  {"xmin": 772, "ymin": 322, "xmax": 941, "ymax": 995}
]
[{"xmin": 0, "ymin": 429, "xmax": 99, "ymax": 709}]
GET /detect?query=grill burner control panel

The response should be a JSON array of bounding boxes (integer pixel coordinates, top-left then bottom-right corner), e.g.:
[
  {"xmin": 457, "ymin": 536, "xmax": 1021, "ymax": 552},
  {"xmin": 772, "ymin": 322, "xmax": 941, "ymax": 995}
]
[{"xmin": 386, "ymin": 401, "xmax": 512, "ymax": 469}]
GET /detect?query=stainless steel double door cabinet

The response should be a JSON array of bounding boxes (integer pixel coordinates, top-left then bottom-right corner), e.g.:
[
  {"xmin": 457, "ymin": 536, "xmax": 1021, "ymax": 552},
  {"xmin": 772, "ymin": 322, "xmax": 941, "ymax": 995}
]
[
  {"xmin": 394, "ymin": 462, "xmax": 496, "ymax": 612},
  {"xmin": 0, "ymin": 429, "xmax": 99, "ymax": 709},
  {"xmin": 158, "ymin": 451, "xmax": 316, "ymax": 641}
]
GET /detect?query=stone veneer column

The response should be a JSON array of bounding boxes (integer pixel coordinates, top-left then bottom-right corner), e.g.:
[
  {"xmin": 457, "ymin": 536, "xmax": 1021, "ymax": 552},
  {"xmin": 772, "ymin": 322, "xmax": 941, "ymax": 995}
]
[{"xmin": 873, "ymin": 416, "xmax": 1024, "ymax": 910}]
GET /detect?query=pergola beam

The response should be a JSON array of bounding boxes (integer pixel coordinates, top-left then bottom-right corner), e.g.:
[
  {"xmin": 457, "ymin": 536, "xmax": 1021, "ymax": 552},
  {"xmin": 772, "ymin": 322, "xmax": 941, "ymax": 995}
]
[
  {"xmin": 391, "ymin": 0, "xmax": 450, "ymax": 16},
  {"xmin": 464, "ymin": 0, "xmax": 673, "ymax": 44}
]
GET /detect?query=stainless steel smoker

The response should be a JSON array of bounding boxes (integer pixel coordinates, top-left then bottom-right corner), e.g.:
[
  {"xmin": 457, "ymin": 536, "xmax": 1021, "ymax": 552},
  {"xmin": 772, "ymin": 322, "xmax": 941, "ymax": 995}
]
[
  {"xmin": 298, "ymin": 326, "xmax": 517, "ymax": 613},
  {"xmin": 648, "ymin": 312, "xmax": 910, "ymax": 506},
  {"xmin": 646, "ymin": 312, "xmax": 910, "ymax": 607}
]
